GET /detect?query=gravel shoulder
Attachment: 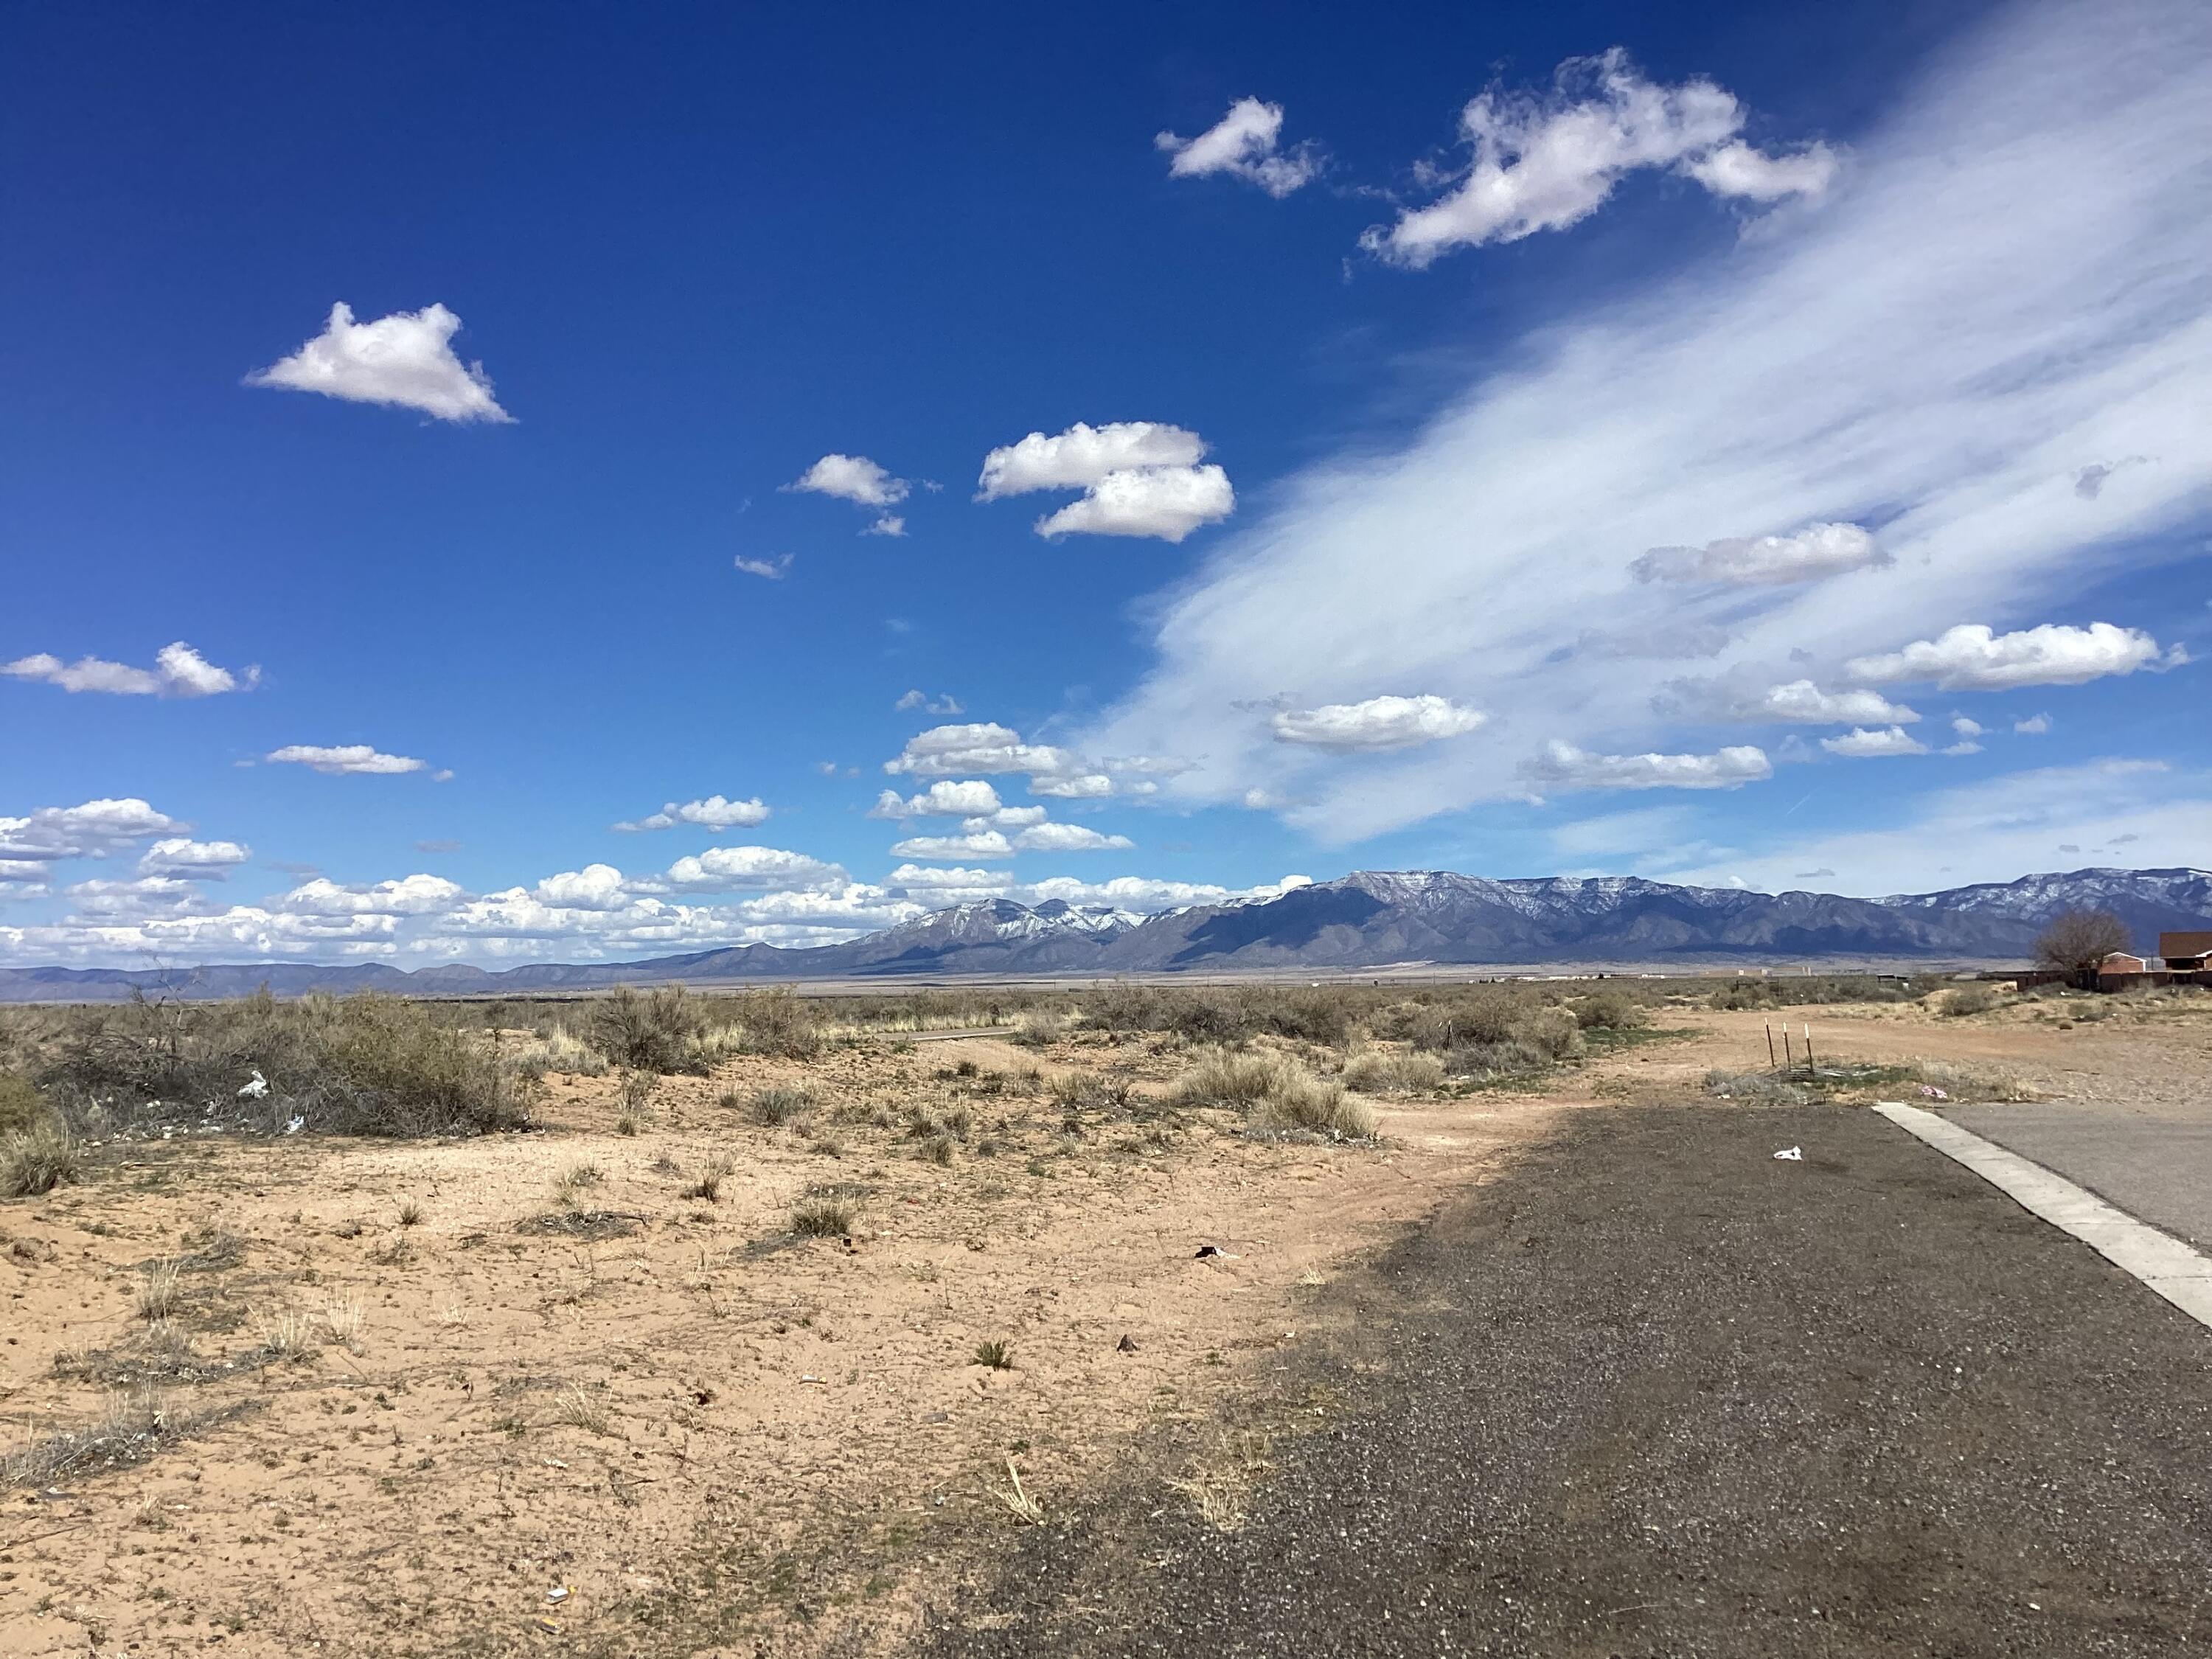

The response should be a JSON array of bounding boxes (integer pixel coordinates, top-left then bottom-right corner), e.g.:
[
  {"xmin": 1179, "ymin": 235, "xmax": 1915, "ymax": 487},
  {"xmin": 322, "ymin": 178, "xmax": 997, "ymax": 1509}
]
[{"xmin": 921, "ymin": 1102, "xmax": 2212, "ymax": 1658}]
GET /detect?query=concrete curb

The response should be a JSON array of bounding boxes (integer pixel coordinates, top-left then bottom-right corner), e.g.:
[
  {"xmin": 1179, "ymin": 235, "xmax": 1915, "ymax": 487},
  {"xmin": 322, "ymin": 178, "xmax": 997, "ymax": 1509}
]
[{"xmin": 1873, "ymin": 1102, "xmax": 2212, "ymax": 1332}]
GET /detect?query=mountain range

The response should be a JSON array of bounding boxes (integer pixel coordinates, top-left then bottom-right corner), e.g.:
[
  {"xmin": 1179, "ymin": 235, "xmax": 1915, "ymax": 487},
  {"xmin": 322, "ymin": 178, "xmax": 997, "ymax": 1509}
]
[{"xmin": 3, "ymin": 866, "xmax": 2208, "ymax": 1002}]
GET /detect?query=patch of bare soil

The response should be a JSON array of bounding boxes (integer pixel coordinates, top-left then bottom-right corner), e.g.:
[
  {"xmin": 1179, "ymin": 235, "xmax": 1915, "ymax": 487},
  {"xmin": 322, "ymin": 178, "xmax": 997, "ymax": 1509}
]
[{"xmin": 0, "ymin": 1032, "xmax": 1559, "ymax": 1658}]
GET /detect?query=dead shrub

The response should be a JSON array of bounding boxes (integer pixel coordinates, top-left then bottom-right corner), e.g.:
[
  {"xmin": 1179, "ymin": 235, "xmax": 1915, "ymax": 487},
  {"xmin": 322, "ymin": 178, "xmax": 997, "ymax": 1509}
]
[
  {"xmin": 1339, "ymin": 1049, "xmax": 1445, "ymax": 1095},
  {"xmin": 742, "ymin": 1085, "xmax": 815, "ymax": 1127}
]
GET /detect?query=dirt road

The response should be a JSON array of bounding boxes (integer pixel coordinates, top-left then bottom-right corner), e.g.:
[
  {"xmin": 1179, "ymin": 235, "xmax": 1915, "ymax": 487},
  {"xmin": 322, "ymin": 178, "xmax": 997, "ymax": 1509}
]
[{"xmin": 922, "ymin": 1103, "xmax": 2212, "ymax": 1657}]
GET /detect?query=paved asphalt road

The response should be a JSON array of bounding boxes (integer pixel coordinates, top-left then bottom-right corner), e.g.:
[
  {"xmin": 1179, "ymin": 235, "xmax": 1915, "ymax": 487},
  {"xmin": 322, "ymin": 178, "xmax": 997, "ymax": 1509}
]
[
  {"xmin": 919, "ymin": 1105, "xmax": 2212, "ymax": 1658},
  {"xmin": 1944, "ymin": 1101, "xmax": 2212, "ymax": 1251}
]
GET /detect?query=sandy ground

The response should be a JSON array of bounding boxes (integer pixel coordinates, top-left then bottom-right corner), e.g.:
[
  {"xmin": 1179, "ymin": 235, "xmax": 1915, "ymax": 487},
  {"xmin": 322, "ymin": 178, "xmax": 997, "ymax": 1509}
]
[
  {"xmin": 4, "ymin": 990, "xmax": 2206, "ymax": 1657},
  {"xmin": 0, "ymin": 1031, "xmax": 1559, "ymax": 1658}
]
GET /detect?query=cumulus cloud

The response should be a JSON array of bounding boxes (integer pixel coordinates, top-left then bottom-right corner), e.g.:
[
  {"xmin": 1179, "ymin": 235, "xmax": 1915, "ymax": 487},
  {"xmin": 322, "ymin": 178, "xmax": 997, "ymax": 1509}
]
[
  {"xmin": 787, "ymin": 453, "xmax": 909, "ymax": 508},
  {"xmin": 1155, "ymin": 97, "xmax": 1322, "ymax": 197},
  {"xmin": 894, "ymin": 689, "xmax": 964, "ymax": 714},
  {"xmin": 0, "ymin": 799, "xmax": 182, "ymax": 872},
  {"xmin": 532, "ymin": 865, "xmax": 630, "ymax": 911},
  {"xmin": 1269, "ymin": 693, "xmax": 1486, "ymax": 752},
  {"xmin": 3, "ymin": 641, "xmax": 257, "ymax": 697},
  {"xmin": 733, "ymin": 553, "xmax": 793, "ymax": 580},
  {"xmin": 661, "ymin": 846, "xmax": 845, "ymax": 892},
  {"xmin": 276, "ymin": 874, "xmax": 465, "ymax": 917},
  {"xmin": 1067, "ymin": 1, "xmax": 2212, "ymax": 843},
  {"xmin": 246, "ymin": 302, "xmax": 509, "ymax": 422},
  {"xmin": 1364, "ymin": 48, "xmax": 1837, "ymax": 266},
  {"xmin": 1755, "ymin": 681, "xmax": 1920, "ymax": 725},
  {"xmin": 1633, "ymin": 523, "xmax": 1886, "ymax": 585},
  {"xmin": 1952, "ymin": 717, "xmax": 1986, "ymax": 739},
  {"xmin": 1010, "ymin": 821, "xmax": 1133, "ymax": 852},
  {"xmin": 1524, "ymin": 741, "xmax": 1773, "ymax": 792},
  {"xmin": 1846, "ymin": 622, "xmax": 2185, "ymax": 690},
  {"xmin": 612, "ymin": 795, "xmax": 771, "ymax": 833},
  {"xmin": 883, "ymin": 723, "xmax": 1075, "ymax": 779},
  {"xmin": 1819, "ymin": 724, "xmax": 1930, "ymax": 758},
  {"xmin": 2015, "ymin": 712, "xmax": 2052, "ymax": 734},
  {"xmin": 265, "ymin": 744, "xmax": 428, "ymax": 776},
  {"xmin": 138, "ymin": 838, "xmax": 251, "ymax": 877},
  {"xmin": 870, "ymin": 780, "xmax": 1004, "ymax": 820},
  {"xmin": 890, "ymin": 829, "xmax": 1015, "ymax": 861},
  {"xmin": 977, "ymin": 422, "xmax": 1232, "ymax": 543}
]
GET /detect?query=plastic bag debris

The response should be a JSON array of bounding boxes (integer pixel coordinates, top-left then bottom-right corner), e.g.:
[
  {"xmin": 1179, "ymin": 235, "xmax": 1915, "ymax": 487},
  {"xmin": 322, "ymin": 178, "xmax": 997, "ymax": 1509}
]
[
  {"xmin": 282, "ymin": 1114, "xmax": 305, "ymax": 1135},
  {"xmin": 1773, "ymin": 1146, "xmax": 1804, "ymax": 1161},
  {"xmin": 1919, "ymin": 1084, "xmax": 1949, "ymax": 1101},
  {"xmin": 238, "ymin": 1070, "xmax": 269, "ymax": 1099}
]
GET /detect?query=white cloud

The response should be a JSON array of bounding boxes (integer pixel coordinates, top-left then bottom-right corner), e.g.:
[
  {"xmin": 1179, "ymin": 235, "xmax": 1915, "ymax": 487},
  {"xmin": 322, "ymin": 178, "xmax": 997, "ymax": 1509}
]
[
  {"xmin": 2015, "ymin": 712, "xmax": 2053, "ymax": 734},
  {"xmin": 1952, "ymin": 716, "xmax": 1986, "ymax": 739},
  {"xmin": 265, "ymin": 744, "xmax": 428, "ymax": 776},
  {"xmin": 1682, "ymin": 139, "xmax": 1844, "ymax": 203},
  {"xmin": 1363, "ymin": 48, "xmax": 1835, "ymax": 266},
  {"xmin": 870, "ymin": 780, "xmax": 1004, "ymax": 819},
  {"xmin": 1819, "ymin": 724, "xmax": 1930, "ymax": 758},
  {"xmin": 1524, "ymin": 741, "xmax": 1773, "ymax": 792},
  {"xmin": 1269, "ymin": 693, "xmax": 1485, "ymax": 752},
  {"xmin": 1156, "ymin": 97, "xmax": 1322, "ymax": 197},
  {"xmin": 662, "ymin": 846, "xmax": 846, "ymax": 892},
  {"xmin": 612, "ymin": 795, "xmax": 772, "ymax": 833},
  {"xmin": 787, "ymin": 453, "xmax": 909, "ymax": 508},
  {"xmin": 1757, "ymin": 681, "xmax": 1920, "ymax": 725},
  {"xmin": 1633, "ymin": 522, "xmax": 1886, "ymax": 586},
  {"xmin": 246, "ymin": 302, "xmax": 509, "ymax": 422},
  {"xmin": 978, "ymin": 422, "xmax": 1233, "ymax": 543},
  {"xmin": 3, "ymin": 641, "xmax": 256, "ymax": 697},
  {"xmin": 1070, "ymin": 1, "xmax": 2212, "ymax": 842},
  {"xmin": 734, "ymin": 553, "xmax": 793, "ymax": 580},
  {"xmin": 883, "ymin": 723, "xmax": 1075, "ymax": 779},
  {"xmin": 863, "ymin": 514, "xmax": 905, "ymax": 538},
  {"xmin": 1033, "ymin": 465, "xmax": 1234, "ymax": 542},
  {"xmin": 1846, "ymin": 622, "xmax": 2184, "ymax": 690},
  {"xmin": 894, "ymin": 689, "xmax": 964, "ymax": 714},
  {"xmin": 276, "ymin": 874, "xmax": 465, "ymax": 917},
  {"xmin": 138, "ymin": 838, "xmax": 251, "ymax": 877},
  {"xmin": 0, "ymin": 799, "xmax": 182, "ymax": 872},
  {"xmin": 532, "ymin": 865, "xmax": 630, "ymax": 911},
  {"xmin": 1029, "ymin": 773, "xmax": 1115, "ymax": 799},
  {"xmin": 1010, "ymin": 821, "xmax": 1135, "ymax": 852},
  {"xmin": 1660, "ymin": 759, "xmax": 2204, "ymax": 895},
  {"xmin": 978, "ymin": 422, "xmax": 1205, "ymax": 497},
  {"xmin": 890, "ymin": 830, "xmax": 1015, "ymax": 860}
]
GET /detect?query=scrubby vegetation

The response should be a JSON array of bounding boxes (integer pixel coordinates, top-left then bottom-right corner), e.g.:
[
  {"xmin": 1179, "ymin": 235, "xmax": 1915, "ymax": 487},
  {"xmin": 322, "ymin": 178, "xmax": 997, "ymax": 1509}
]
[{"xmin": 2, "ymin": 990, "xmax": 543, "ymax": 1141}]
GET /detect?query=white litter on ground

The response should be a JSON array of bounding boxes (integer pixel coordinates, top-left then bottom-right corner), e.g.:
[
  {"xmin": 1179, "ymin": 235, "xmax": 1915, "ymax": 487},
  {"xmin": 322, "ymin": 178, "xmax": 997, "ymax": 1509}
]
[
  {"xmin": 1773, "ymin": 1146, "xmax": 1804, "ymax": 1161},
  {"xmin": 237, "ymin": 1070, "xmax": 268, "ymax": 1099}
]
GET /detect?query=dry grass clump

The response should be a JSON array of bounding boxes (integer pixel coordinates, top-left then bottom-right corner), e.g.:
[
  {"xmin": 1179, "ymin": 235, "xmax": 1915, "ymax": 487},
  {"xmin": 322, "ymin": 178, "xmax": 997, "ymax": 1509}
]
[
  {"xmin": 1339, "ymin": 1048, "xmax": 1445, "ymax": 1095},
  {"xmin": 1048, "ymin": 1070, "xmax": 1134, "ymax": 1111},
  {"xmin": 257, "ymin": 1309, "xmax": 321, "ymax": 1363},
  {"xmin": 691, "ymin": 986, "xmax": 822, "ymax": 1062},
  {"xmin": 2, "ymin": 1119, "xmax": 83, "ymax": 1199},
  {"xmin": 1171, "ymin": 1049, "xmax": 1377, "ymax": 1141},
  {"xmin": 0, "ymin": 1071, "xmax": 55, "ymax": 1139},
  {"xmin": 1, "ymin": 1388, "xmax": 208, "ymax": 1490},
  {"xmin": 504, "ymin": 1024, "xmax": 608, "ymax": 1076},
  {"xmin": 1705, "ymin": 1068, "xmax": 1810, "ymax": 1105},
  {"xmin": 1939, "ymin": 984, "xmax": 2002, "ymax": 1018},
  {"xmin": 736, "ymin": 1084, "xmax": 815, "ymax": 1127},
  {"xmin": 323, "ymin": 1293, "xmax": 364, "ymax": 1348},
  {"xmin": 1079, "ymin": 983, "xmax": 1360, "ymax": 1047},
  {"xmin": 1009, "ymin": 1012, "xmax": 1065, "ymax": 1049},
  {"xmin": 790, "ymin": 1188, "xmax": 860, "ymax": 1237},
  {"xmin": 615, "ymin": 1068, "xmax": 658, "ymax": 1135},
  {"xmin": 552, "ymin": 1161, "xmax": 605, "ymax": 1207},
  {"xmin": 552, "ymin": 1385, "xmax": 616, "ymax": 1437},
  {"xmin": 136, "ymin": 1259, "xmax": 183, "ymax": 1321},
  {"xmin": 680, "ymin": 1153, "xmax": 737, "ymax": 1202}
]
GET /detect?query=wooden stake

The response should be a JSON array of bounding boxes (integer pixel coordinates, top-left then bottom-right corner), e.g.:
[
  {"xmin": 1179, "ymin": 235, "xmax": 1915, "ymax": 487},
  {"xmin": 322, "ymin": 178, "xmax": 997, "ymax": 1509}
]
[{"xmin": 1765, "ymin": 1023, "xmax": 1776, "ymax": 1070}]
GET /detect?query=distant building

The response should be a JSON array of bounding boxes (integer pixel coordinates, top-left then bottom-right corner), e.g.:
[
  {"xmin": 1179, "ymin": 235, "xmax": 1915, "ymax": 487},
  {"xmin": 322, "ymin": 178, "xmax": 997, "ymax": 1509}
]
[{"xmin": 2162, "ymin": 931, "xmax": 2212, "ymax": 971}]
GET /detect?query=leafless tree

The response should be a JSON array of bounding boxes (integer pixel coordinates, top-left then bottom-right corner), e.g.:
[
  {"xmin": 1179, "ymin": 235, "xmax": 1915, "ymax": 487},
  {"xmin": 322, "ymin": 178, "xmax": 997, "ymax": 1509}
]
[{"xmin": 2034, "ymin": 909, "xmax": 2132, "ymax": 988}]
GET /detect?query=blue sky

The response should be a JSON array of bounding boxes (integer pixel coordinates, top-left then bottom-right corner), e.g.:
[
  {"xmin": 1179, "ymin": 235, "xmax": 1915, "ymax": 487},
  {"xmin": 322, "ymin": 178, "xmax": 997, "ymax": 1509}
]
[{"xmin": 4, "ymin": 0, "xmax": 2207, "ymax": 967}]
